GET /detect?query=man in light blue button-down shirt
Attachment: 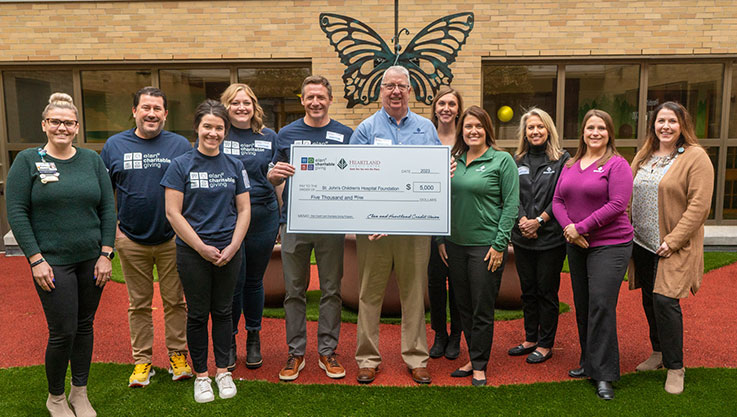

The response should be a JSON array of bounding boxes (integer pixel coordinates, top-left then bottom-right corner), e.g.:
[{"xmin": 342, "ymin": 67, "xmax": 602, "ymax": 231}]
[{"xmin": 350, "ymin": 66, "xmax": 438, "ymax": 385}]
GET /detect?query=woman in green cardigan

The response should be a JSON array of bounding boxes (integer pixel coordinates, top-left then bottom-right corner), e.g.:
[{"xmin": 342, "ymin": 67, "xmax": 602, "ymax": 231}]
[
  {"xmin": 6, "ymin": 93, "xmax": 116, "ymax": 417},
  {"xmin": 438, "ymin": 106, "xmax": 519, "ymax": 386}
]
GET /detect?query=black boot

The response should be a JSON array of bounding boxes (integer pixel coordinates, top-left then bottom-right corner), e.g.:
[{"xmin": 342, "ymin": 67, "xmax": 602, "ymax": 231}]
[
  {"xmin": 246, "ymin": 330, "xmax": 263, "ymax": 369},
  {"xmin": 445, "ymin": 332, "xmax": 461, "ymax": 360},
  {"xmin": 429, "ymin": 332, "xmax": 448, "ymax": 358},
  {"xmin": 227, "ymin": 335, "xmax": 237, "ymax": 372}
]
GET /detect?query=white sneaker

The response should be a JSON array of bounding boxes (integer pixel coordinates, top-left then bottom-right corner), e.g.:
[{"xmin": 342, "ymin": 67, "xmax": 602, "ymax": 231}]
[
  {"xmin": 193, "ymin": 377, "xmax": 214, "ymax": 403},
  {"xmin": 215, "ymin": 372, "xmax": 237, "ymax": 399}
]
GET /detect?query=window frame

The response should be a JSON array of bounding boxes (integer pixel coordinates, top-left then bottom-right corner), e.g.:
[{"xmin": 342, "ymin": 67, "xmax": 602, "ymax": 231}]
[{"xmin": 482, "ymin": 56, "xmax": 736, "ymax": 224}]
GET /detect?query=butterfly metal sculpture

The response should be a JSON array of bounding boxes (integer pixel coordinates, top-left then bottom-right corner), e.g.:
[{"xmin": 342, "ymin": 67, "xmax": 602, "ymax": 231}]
[{"xmin": 319, "ymin": 12, "xmax": 474, "ymax": 107}]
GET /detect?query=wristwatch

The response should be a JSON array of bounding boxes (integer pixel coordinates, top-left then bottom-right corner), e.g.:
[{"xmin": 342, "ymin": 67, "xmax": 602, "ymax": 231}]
[
  {"xmin": 536, "ymin": 216, "xmax": 545, "ymax": 225},
  {"xmin": 100, "ymin": 251, "xmax": 115, "ymax": 260}
]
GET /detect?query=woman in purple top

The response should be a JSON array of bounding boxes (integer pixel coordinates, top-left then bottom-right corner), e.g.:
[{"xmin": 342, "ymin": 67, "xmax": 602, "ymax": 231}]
[{"xmin": 552, "ymin": 109, "xmax": 633, "ymax": 400}]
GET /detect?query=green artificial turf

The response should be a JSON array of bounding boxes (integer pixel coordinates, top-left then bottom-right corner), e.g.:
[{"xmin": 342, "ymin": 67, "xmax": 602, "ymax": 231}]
[{"xmin": 1, "ymin": 364, "xmax": 735, "ymax": 416}]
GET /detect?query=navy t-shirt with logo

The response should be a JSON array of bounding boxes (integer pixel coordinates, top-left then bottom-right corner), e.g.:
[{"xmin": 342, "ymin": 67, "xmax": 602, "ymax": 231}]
[
  {"xmin": 101, "ymin": 128, "xmax": 192, "ymax": 245},
  {"xmin": 161, "ymin": 149, "xmax": 250, "ymax": 249},
  {"xmin": 272, "ymin": 118, "xmax": 353, "ymax": 223},
  {"xmin": 222, "ymin": 126, "xmax": 277, "ymax": 205}
]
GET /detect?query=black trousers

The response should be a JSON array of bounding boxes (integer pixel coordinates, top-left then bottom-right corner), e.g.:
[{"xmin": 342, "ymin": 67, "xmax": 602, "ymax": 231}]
[
  {"xmin": 632, "ymin": 243, "xmax": 684, "ymax": 369},
  {"xmin": 176, "ymin": 244, "xmax": 241, "ymax": 373},
  {"xmin": 428, "ymin": 239, "xmax": 461, "ymax": 337},
  {"xmin": 513, "ymin": 244, "xmax": 566, "ymax": 349},
  {"xmin": 35, "ymin": 258, "xmax": 103, "ymax": 395},
  {"xmin": 567, "ymin": 241, "xmax": 632, "ymax": 382},
  {"xmin": 446, "ymin": 241, "xmax": 504, "ymax": 371}
]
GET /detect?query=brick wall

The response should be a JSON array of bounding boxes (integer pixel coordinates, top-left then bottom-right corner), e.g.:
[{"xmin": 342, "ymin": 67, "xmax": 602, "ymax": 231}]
[{"xmin": 2, "ymin": 0, "xmax": 737, "ymax": 123}]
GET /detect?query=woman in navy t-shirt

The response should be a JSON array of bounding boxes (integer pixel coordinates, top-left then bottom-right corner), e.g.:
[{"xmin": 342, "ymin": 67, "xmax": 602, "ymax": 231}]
[
  {"xmin": 161, "ymin": 99, "xmax": 251, "ymax": 403},
  {"xmin": 220, "ymin": 83, "xmax": 279, "ymax": 371}
]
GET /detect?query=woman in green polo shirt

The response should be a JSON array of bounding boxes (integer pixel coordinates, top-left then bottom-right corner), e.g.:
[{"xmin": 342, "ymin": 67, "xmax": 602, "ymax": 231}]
[{"xmin": 439, "ymin": 105, "xmax": 519, "ymax": 386}]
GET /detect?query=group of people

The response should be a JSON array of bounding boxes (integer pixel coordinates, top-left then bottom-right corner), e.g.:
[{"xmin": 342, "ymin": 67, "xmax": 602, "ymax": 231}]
[{"xmin": 5, "ymin": 64, "xmax": 713, "ymax": 414}]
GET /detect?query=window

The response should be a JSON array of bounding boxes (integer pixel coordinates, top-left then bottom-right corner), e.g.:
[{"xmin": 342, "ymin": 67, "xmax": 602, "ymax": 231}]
[
  {"xmin": 647, "ymin": 63, "xmax": 723, "ymax": 139},
  {"xmin": 159, "ymin": 69, "xmax": 230, "ymax": 139},
  {"xmin": 564, "ymin": 64, "xmax": 639, "ymax": 139},
  {"xmin": 3, "ymin": 70, "xmax": 73, "ymax": 143},
  {"xmin": 482, "ymin": 65, "xmax": 557, "ymax": 141},
  {"xmin": 730, "ymin": 63, "xmax": 737, "ymax": 138},
  {"xmin": 80, "ymin": 70, "xmax": 152, "ymax": 142},
  {"xmin": 725, "ymin": 147, "xmax": 737, "ymax": 219},
  {"xmin": 238, "ymin": 66, "xmax": 311, "ymax": 131}
]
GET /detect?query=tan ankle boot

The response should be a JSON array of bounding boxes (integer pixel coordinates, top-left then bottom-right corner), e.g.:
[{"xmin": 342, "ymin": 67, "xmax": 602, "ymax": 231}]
[
  {"xmin": 635, "ymin": 351, "xmax": 663, "ymax": 372},
  {"xmin": 46, "ymin": 393, "xmax": 75, "ymax": 417},
  {"xmin": 664, "ymin": 367, "xmax": 685, "ymax": 394},
  {"xmin": 69, "ymin": 385, "xmax": 97, "ymax": 417}
]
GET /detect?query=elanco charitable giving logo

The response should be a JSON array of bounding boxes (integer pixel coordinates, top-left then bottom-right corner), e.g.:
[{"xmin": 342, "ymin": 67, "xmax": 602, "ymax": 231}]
[
  {"xmin": 300, "ymin": 156, "xmax": 337, "ymax": 171},
  {"xmin": 300, "ymin": 157, "xmax": 380, "ymax": 171},
  {"xmin": 300, "ymin": 157, "xmax": 315, "ymax": 171}
]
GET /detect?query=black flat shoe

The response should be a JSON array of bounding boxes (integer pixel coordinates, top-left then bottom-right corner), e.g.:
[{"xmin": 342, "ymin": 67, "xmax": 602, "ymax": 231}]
[
  {"xmin": 596, "ymin": 381, "xmax": 614, "ymax": 400},
  {"xmin": 450, "ymin": 369, "xmax": 473, "ymax": 378},
  {"xmin": 471, "ymin": 378, "xmax": 486, "ymax": 386},
  {"xmin": 568, "ymin": 367, "xmax": 587, "ymax": 378},
  {"xmin": 508, "ymin": 343, "xmax": 537, "ymax": 356},
  {"xmin": 526, "ymin": 350, "xmax": 553, "ymax": 364}
]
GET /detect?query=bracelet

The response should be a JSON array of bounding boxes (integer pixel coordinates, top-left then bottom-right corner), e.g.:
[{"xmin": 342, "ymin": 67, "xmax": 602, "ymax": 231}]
[{"xmin": 30, "ymin": 258, "xmax": 46, "ymax": 267}]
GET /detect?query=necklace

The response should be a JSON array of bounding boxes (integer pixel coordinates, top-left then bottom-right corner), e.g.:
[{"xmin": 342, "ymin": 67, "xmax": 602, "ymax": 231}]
[{"xmin": 649, "ymin": 152, "xmax": 676, "ymax": 172}]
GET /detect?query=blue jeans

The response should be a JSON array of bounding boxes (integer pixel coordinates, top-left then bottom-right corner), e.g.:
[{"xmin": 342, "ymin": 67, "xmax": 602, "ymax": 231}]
[{"xmin": 231, "ymin": 199, "xmax": 280, "ymax": 333}]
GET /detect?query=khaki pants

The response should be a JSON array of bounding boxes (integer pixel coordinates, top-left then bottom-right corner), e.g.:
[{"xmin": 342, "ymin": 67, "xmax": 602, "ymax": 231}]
[
  {"xmin": 116, "ymin": 235, "xmax": 187, "ymax": 364},
  {"xmin": 355, "ymin": 235, "xmax": 430, "ymax": 369}
]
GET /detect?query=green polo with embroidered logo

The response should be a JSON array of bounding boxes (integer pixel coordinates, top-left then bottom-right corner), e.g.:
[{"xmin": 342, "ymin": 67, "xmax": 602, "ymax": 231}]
[{"xmin": 449, "ymin": 147, "xmax": 519, "ymax": 250}]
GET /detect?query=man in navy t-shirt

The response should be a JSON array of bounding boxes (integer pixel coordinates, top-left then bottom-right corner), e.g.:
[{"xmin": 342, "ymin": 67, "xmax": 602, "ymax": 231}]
[
  {"xmin": 267, "ymin": 76, "xmax": 353, "ymax": 381},
  {"xmin": 101, "ymin": 87, "xmax": 193, "ymax": 387}
]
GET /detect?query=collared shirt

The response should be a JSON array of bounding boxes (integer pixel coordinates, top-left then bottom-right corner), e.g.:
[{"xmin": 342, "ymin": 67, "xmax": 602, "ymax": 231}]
[
  {"xmin": 448, "ymin": 147, "xmax": 519, "ymax": 251},
  {"xmin": 349, "ymin": 108, "xmax": 440, "ymax": 146}
]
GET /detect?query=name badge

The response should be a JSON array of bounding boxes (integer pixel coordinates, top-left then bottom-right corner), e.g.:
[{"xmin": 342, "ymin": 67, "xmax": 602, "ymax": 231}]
[
  {"xmin": 325, "ymin": 131, "xmax": 344, "ymax": 143},
  {"xmin": 374, "ymin": 137, "xmax": 392, "ymax": 146},
  {"xmin": 36, "ymin": 162, "xmax": 58, "ymax": 175},
  {"xmin": 518, "ymin": 166, "xmax": 530, "ymax": 176},
  {"xmin": 36, "ymin": 162, "xmax": 60, "ymax": 183},
  {"xmin": 254, "ymin": 140, "xmax": 272, "ymax": 150}
]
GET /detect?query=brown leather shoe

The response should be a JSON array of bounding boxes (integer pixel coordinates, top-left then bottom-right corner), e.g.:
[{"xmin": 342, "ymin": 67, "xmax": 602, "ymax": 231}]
[
  {"xmin": 278, "ymin": 355, "xmax": 305, "ymax": 381},
  {"xmin": 410, "ymin": 367, "xmax": 432, "ymax": 384},
  {"xmin": 356, "ymin": 367, "xmax": 377, "ymax": 384},
  {"xmin": 318, "ymin": 353, "xmax": 346, "ymax": 379}
]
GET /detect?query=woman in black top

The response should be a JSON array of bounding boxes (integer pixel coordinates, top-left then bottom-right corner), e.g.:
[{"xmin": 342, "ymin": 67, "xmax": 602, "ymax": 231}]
[
  {"xmin": 507, "ymin": 108, "xmax": 569, "ymax": 364},
  {"xmin": 428, "ymin": 87, "xmax": 463, "ymax": 359}
]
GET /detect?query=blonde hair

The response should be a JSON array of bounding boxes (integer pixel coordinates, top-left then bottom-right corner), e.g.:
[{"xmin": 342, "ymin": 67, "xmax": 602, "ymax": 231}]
[
  {"xmin": 220, "ymin": 83, "xmax": 265, "ymax": 134},
  {"xmin": 42, "ymin": 92, "xmax": 78, "ymax": 119},
  {"xmin": 514, "ymin": 108, "xmax": 563, "ymax": 161}
]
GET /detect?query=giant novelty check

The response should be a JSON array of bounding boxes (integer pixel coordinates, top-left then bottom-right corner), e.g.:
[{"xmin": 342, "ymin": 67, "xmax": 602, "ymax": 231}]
[{"xmin": 287, "ymin": 145, "xmax": 450, "ymax": 235}]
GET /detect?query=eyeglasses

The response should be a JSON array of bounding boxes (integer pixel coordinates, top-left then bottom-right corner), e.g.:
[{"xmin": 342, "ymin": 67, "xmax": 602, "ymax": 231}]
[
  {"xmin": 45, "ymin": 119, "xmax": 78, "ymax": 129},
  {"xmin": 381, "ymin": 83, "xmax": 410, "ymax": 92}
]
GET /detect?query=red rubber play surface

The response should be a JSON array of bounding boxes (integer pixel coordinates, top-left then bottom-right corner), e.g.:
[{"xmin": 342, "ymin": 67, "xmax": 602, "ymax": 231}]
[{"xmin": 1, "ymin": 254, "xmax": 735, "ymax": 386}]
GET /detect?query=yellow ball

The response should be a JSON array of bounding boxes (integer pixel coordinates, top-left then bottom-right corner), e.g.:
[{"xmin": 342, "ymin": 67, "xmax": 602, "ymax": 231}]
[{"xmin": 497, "ymin": 106, "xmax": 514, "ymax": 123}]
